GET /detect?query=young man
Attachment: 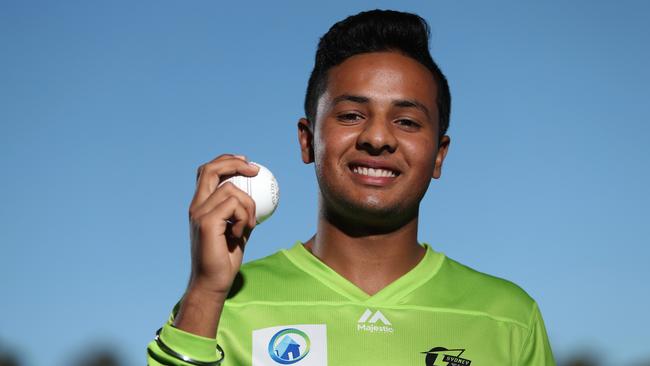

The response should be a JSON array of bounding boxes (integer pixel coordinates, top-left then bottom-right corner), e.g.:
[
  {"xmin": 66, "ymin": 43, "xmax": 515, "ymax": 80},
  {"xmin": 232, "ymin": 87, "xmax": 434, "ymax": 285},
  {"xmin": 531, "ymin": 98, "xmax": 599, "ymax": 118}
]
[{"xmin": 147, "ymin": 10, "xmax": 555, "ymax": 366}]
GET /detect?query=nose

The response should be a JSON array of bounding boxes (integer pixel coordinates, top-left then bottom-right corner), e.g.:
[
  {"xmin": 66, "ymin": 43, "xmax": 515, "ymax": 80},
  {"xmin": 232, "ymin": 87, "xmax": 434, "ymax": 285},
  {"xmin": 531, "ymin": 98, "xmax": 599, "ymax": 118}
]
[{"xmin": 356, "ymin": 117, "xmax": 398, "ymax": 155}]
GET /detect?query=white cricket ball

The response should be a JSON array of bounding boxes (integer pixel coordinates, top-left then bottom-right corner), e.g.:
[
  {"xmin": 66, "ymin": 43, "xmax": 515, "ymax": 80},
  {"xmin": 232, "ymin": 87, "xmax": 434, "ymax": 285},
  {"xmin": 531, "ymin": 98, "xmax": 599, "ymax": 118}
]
[{"xmin": 221, "ymin": 162, "xmax": 279, "ymax": 224}]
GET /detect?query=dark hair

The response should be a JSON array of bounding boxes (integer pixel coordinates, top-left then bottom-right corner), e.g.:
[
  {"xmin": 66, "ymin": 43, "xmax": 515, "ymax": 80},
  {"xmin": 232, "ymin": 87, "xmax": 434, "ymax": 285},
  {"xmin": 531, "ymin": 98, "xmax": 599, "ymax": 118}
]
[{"xmin": 304, "ymin": 9, "xmax": 451, "ymax": 137}]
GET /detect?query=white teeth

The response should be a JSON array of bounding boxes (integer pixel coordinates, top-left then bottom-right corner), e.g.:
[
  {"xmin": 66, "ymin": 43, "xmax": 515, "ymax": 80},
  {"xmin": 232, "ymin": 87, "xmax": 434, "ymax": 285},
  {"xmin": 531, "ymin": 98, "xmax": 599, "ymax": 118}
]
[{"xmin": 352, "ymin": 166, "xmax": 396, "ymax": 177}]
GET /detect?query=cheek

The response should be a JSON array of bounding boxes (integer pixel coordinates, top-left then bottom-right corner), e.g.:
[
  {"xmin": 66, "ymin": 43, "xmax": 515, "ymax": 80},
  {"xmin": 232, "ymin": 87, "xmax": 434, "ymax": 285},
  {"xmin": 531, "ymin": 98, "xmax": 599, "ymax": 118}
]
[
  {"xmin": 404, "ymin": 139, "xmax": 438, "ymax": 174},
  {"xmin": 314, "ymin": 126, "xmax": 357, "ymax": 163}
]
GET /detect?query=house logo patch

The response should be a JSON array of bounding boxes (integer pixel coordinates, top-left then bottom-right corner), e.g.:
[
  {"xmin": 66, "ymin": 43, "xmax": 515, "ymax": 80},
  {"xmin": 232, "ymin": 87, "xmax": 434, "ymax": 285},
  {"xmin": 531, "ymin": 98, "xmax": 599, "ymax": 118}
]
[
  {"xmin": 268, "ymin": 328, "xmax": 310, "ymax": 364},
  {"xmin": 252, "ymin": 324, "xmax": 327, "ymax": 365},
  {"xmin": 421, "ymin": 347, "xmax": 471, "ymax": 366},
  {"xmin": 356, "ymin": 309, "xmax": 394, "ymax": 333}
]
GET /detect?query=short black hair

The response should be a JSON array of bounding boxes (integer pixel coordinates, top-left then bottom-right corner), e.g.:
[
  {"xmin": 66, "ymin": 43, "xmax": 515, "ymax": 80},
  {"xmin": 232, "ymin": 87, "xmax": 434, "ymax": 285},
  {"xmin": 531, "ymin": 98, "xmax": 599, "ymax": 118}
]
[{"xmin": 304, "ymin": 9, "xmax": 451, "ymax": 138}]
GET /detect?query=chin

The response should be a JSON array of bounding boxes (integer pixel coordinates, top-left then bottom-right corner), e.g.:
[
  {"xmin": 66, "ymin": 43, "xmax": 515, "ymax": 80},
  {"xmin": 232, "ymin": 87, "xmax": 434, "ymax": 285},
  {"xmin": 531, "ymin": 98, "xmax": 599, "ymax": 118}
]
[
  {"xmin": 327, "ymin": 201, "xmax": 416, "ymax": 235},
  {"xmin": 318, "ymin": 178, "xmax": 418, "ymax": 227},
  {"xmin": 335, "ymin": 194, "xmax": 414, "ymax": 224}
]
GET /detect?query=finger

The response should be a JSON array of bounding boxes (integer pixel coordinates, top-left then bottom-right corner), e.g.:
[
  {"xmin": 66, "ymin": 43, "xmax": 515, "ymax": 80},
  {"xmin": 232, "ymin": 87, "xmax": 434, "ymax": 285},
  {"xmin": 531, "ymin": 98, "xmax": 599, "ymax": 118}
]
[
  {"xmin": 197, "ymin": 156, "xmax": 259, "ymax": 191},
  {"xmin": 200, "ymin": 196, "xmax": 251, "ymax": 239},
  {"xmin": 195, "ymin": 154, "xmax": 251, "ymax": 183},
  {"xmin": 193, "ymin": 157, "xmax": 259, "ymax": 208},
  {"xmin": 195, "ymin": 154, "xmax": 236, "ymax": 182},
  {"xmin": 191, "ymin": 182, "xmax": 257, "ymax": 229},
  {"xmin": 228, "ymin": 204, "xmax": 250, "ymax": 238}
]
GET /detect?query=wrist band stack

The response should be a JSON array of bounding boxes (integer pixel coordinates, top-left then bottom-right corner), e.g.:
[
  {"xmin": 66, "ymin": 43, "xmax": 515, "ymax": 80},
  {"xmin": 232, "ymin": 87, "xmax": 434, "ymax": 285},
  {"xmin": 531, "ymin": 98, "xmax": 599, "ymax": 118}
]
[{"xmin": 155, "ymin": 328, "xmax": 224, "ymax": 365}]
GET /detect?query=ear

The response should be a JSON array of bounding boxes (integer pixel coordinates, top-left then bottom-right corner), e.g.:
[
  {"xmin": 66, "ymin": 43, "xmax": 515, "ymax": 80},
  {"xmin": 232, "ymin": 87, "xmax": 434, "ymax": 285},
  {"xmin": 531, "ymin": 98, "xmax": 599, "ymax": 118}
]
[
  {"xmin": 432, "ymin": 135, "xmax": 450, "ymax": 179},
  {"xmin": 297, "ymin": 118, "xmax": 314, "ymax": 164}
]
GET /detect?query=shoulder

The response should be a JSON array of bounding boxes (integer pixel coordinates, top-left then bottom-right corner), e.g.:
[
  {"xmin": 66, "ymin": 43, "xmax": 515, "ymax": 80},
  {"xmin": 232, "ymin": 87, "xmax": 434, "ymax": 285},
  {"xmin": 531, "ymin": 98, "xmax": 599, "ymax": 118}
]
[
  {"xmin": 237, "ymin": 247, "xmax": 300, "ymax": 287},
  {"xmin": 414, "ymin": 253, "xmax": 537, "ymax": 327},
  {"xmin": 446, "ymin": 256, "xmax": 535, "ymax": 306},
  {"xmin": 224, "ymin": 244, "xmax": 336, "ymax": 304},
  {"xmin": 240, "ymin": 247, "xmax": 292, "ymax": 275}
]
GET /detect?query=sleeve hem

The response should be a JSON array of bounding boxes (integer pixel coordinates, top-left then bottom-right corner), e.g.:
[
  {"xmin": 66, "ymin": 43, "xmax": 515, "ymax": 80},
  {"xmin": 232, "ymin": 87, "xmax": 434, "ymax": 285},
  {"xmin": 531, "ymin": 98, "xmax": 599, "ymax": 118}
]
[{"xmin": 159, "ymin": 323, "xmax": 220, "ymax": 362}]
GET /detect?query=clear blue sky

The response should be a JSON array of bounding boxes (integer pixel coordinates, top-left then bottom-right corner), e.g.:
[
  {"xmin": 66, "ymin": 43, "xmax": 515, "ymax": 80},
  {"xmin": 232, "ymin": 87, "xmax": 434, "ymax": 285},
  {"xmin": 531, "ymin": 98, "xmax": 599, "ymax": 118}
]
[{"xmin": 1, "ymin": 1, "xmax": 649, "ymax": 365}]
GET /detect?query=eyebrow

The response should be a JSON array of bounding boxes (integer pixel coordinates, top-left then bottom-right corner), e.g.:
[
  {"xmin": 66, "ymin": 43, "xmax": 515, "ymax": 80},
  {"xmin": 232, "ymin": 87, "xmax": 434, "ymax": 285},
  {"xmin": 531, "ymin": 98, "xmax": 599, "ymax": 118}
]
[
  {"xmin": 331, "ymin": 94, "xmax": 431, "ymax": 119},
  {"xmin": 332, "ymin": 94, "xmax": 370, "ymax": 105},
  {"xmin": 392, "ymin": 99, "xmax": 431, "ymax": 119}
]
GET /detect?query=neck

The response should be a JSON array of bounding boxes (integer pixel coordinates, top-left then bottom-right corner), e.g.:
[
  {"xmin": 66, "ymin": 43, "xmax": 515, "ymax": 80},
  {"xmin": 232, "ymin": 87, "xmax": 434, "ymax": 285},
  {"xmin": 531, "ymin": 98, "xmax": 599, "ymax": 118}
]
[{"xmin": 304, "ymin": 207, "xmax": 425, "ymax": 296}]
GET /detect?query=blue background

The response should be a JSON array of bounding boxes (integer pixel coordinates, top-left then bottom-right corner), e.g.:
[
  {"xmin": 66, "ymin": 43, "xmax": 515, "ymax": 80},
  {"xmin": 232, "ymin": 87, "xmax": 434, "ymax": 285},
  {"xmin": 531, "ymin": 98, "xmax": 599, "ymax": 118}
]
[{"xmin": 1, "ymin": 1, "xmax": 649, "ymax": 365}]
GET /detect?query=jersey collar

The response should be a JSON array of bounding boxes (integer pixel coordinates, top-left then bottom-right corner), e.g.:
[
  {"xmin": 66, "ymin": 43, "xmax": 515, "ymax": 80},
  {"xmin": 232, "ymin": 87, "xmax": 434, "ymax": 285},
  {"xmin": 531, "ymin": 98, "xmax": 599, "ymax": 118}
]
[{"xmin": 282, "ymin": 241, "xmax": 445, "ymax": 305}]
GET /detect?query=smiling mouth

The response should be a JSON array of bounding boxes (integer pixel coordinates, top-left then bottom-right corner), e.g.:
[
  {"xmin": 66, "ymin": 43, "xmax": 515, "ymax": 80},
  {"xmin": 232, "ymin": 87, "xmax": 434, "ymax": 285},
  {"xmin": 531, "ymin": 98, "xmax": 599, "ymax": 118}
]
[{"xmin": 350, "ymin": 165, "xmax": 400, "ymax": 178}]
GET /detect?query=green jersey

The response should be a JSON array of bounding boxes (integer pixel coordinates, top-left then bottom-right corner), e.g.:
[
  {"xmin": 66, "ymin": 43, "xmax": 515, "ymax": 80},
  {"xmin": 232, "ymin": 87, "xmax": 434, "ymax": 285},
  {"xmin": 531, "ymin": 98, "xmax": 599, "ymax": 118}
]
[{"xmin": 148, "ymin": 242, "xmax": 555, "ymax": 365}]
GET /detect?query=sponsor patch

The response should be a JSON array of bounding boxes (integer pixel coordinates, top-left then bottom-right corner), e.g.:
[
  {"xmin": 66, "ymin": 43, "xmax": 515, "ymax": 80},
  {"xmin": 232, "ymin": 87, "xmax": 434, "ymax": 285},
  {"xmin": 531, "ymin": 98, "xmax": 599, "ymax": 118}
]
[{"xmin": 252, "ymin": 324, "xmax": 327, "ymax": 365}]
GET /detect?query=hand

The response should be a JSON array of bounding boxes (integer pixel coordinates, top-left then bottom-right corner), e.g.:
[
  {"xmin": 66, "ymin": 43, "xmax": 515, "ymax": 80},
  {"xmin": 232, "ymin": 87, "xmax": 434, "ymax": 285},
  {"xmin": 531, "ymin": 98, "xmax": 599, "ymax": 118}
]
[{"xmin": 187, "ymin": 154, "xmax": 260, "ymax": 296}]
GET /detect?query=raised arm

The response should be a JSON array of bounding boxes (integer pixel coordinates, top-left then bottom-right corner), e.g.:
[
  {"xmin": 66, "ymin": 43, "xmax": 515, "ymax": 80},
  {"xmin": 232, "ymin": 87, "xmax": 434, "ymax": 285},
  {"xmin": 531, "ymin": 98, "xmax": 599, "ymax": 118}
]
[{"xmin": 147, "ymin": 154, "xmax": 259, "ymax": 365}]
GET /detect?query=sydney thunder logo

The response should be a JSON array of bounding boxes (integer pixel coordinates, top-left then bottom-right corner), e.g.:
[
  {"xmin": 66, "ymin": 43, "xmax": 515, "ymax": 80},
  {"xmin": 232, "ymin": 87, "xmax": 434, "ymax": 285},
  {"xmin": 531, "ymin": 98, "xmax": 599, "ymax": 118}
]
[{"xmin": 421, "ymin": 347, "xmax": 472, "ymax": 366}]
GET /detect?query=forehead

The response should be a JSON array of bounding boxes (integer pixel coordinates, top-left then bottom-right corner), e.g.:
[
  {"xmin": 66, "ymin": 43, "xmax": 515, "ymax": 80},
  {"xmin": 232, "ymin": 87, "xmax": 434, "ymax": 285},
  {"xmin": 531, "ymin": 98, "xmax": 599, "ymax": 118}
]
[{"xmin": 321, "ymin": 52, "xmax": 439, "ymax": 109}]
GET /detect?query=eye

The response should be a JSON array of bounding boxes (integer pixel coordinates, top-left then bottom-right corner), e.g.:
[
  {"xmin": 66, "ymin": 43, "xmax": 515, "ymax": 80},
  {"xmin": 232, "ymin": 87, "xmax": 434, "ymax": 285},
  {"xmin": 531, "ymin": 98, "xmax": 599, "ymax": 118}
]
[
  {"xmin": 395, "ymin": 119, "xmax": 420, "ymax": 130},
  {"xmin": 337, "ymin": 113, "xmax": 364, "ymax": 122}
]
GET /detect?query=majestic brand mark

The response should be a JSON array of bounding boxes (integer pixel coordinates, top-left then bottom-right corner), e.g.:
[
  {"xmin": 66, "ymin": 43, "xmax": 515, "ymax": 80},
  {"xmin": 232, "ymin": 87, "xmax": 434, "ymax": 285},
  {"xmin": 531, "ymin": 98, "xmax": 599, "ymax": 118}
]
[{"xmin": 356, "ymin": 309, "xmax": 394, "ymax": 333}]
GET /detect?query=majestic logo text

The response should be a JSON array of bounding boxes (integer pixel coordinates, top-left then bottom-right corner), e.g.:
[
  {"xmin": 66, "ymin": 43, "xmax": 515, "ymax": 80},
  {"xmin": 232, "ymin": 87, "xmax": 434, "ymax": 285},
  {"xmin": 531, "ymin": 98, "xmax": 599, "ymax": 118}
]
[{"xmin": 357, "ymin": 309, "xmax": 394, "ymax": 333}]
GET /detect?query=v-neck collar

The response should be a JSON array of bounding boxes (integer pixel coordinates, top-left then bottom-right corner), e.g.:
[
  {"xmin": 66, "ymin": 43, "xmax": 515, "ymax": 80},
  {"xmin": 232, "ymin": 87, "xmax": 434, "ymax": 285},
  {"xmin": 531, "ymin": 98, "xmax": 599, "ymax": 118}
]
[{"xmin": 281, "ymin": 241, "xmax": 445, "ymax": 305}]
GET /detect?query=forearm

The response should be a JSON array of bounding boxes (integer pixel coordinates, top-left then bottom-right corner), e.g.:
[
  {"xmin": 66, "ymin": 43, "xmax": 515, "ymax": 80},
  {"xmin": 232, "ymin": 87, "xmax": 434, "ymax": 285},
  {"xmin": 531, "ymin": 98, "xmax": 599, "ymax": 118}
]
[{"xmin": 173, "ymin": 286, "xmax": 228, "ymax": 338}]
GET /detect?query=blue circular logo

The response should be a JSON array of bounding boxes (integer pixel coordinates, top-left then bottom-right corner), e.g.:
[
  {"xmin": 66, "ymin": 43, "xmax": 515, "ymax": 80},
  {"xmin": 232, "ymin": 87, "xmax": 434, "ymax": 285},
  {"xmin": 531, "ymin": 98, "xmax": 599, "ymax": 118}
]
[{"xmin": 267, "ymin": 328, "xmax": 311, "ymax": 364}]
